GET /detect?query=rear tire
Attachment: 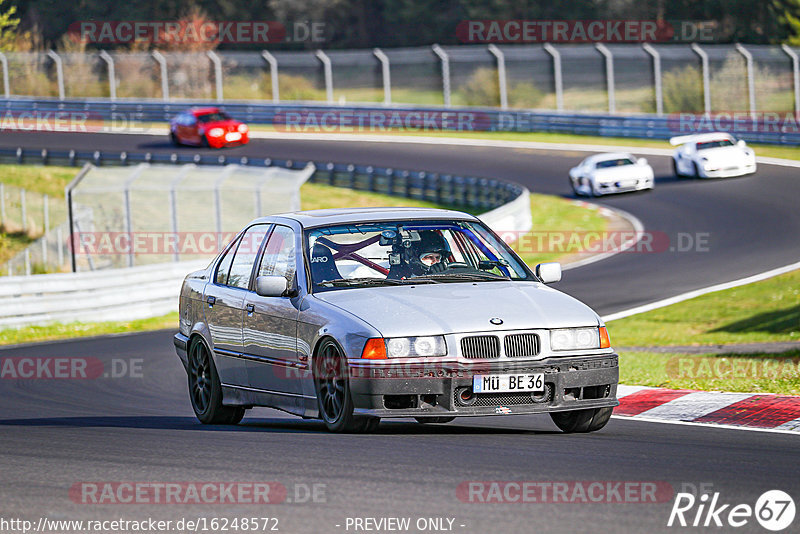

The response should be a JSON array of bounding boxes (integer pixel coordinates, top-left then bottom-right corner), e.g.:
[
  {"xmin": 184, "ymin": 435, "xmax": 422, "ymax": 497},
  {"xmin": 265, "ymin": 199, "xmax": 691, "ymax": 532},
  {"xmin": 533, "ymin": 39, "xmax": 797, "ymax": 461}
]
[
  {"xmin": 187, "ymin": 338, "xmax": 245, "ymax": 425},
  {"xmin": 314, "ymin": 339, "xmax": 376, "ymax": 433},
  {"xmin": 550, "ymin": 407, "xmax": 612, "ymax": 433}
]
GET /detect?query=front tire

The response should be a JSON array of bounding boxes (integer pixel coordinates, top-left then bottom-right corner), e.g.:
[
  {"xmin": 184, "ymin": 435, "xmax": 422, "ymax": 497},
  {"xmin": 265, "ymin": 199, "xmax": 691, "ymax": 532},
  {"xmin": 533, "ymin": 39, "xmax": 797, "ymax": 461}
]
[
  {"xmin": 188, "ymin": 338, "xmax": 245, "ymax": 425},
  {"xmin": 672, "ymin": 158, "xmax": 683, "ymax": 178},
  {"xmin": 550, "ymin": 407, "xmax": 612, "ymax": 433},
  {"xmin": 314, "ymin": 339, "xmax": 377, "ymax": 433},
  {"xmin": 170, "ymin": 131, "xmax": 180, "ymax": 146}
]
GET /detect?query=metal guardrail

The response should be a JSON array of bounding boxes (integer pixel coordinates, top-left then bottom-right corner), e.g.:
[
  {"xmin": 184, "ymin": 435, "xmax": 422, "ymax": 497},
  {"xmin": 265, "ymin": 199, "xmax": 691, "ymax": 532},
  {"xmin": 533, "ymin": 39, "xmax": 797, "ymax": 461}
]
[
  {"xmin": 0, "ymin": 260, "xmax": 208, "ymax": 327},
  {"xmin": 0, "ymin": 146, "xmax": 525, "ymax": 212},
  {"xmin": 2, "ymin": 97, "xmax": 798, "ymax": 145}
]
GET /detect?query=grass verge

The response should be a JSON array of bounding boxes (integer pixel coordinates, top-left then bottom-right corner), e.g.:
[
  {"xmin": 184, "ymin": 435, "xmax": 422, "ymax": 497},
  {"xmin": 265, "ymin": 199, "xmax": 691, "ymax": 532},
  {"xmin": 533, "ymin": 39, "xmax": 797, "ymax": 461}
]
[
  {"xmin": 0, "ymin": 313, "xmax": 179, "ymax": 347},
  {"xmin": 619, "ymin": 350, "xmax": 800, "ymax": 395},
  {"xmin": 610, "ymin": 269, "xmax": 800, "ymax": 395},
  {"xmin": 607, "ymin": 269, "xmax": 800, "ymax": 347}
]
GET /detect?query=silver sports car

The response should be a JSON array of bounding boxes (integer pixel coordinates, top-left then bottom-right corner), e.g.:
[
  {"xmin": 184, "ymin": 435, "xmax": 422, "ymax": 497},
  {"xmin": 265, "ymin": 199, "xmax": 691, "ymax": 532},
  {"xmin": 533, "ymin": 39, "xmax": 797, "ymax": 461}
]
[{"xmin": 174, "ymin": 208, "xmax": 619, "ymax": 433}]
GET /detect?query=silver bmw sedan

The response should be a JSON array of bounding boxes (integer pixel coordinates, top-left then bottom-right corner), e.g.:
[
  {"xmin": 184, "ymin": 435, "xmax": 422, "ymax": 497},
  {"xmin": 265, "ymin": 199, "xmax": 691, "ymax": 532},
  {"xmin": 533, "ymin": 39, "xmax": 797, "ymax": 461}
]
[{"xmin": 174, "ymin": 208, "xmax": 619, "ymax": 433}]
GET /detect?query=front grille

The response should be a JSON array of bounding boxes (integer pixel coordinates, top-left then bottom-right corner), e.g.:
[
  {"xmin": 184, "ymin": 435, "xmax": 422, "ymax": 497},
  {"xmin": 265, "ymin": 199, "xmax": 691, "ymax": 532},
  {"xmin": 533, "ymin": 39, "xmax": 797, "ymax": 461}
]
[
  {"xmin": 504, "ymin": 333, "xmax": 540, "ymax": 358},
  {"xmin": 455, "ymin": 386, "xmax": 553, "ymax": 407},
  {"xmin": 461, "ymin": 335, "xmax": 500, "ymax": 359}
]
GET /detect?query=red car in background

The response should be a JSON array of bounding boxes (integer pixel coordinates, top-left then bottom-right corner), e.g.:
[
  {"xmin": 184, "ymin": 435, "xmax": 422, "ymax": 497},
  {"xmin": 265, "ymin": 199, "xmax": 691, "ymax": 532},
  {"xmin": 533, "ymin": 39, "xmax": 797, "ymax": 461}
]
[{"xmin": 169, "ymin": 107, "xmax": 250, "ymax": 148}]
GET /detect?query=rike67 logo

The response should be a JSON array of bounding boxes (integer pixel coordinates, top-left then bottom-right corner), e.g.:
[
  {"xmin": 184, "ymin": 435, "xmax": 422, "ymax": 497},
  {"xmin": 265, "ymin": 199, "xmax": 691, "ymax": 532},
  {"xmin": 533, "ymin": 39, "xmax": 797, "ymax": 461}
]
[{"xmin": 668, "ymin": 489, "xmax": 795, "ymax": 531}]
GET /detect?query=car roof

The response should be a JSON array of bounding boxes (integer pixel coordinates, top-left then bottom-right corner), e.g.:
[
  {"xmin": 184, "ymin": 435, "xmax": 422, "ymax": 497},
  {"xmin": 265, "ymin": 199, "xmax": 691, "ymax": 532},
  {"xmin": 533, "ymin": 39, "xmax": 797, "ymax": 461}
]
[
  {"xmin": 252, "ymin": 207, "xmax": 480, "ymax": 229},
  {"xmin": 191, "ymin": 107, "xmax": 221, "ymax": 116},
  {"xmin": 669, "ymin": 132, "xmax": 734, "ymax": 146},
  {"xmin": 584, "ymin": 152, "xmax": 635, "ymax": 163}
]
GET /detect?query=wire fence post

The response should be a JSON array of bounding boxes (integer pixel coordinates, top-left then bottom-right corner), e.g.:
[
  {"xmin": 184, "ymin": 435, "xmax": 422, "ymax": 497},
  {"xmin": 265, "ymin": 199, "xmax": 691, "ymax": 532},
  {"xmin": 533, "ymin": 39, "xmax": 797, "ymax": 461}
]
[
  {"xmin": 0, "ymin": 52, "xmax": 9, "ymax": 97},
  {"xmin": 122, "ymin": 164, "xmax": 147, "ymax": 268},
  {"xmin": 169, "ymin": 165, "xmax": 193, "ymax": 263},
  {"xmin": 431, "ymin": 44, "xmax": 451, "ymax": 107},
  {"xmin": 735, "ymin": 44, "xmax": 756, "ymax": 120},
  {"xmin": 315, "ymin": 50, "xmax": 334, "ymax": 103},
  {"xmin": 207, "ymin": 50, "xmax": 224, "ymax": 102},
  {"xmin": 99, "ymin": 50, "xmax": 116, "ymax": 100},
  {"xmin": 782, "ymin": 44, "xmax": 800, "ymax": 117},
  {"xmin": 20, "ymin": 188, "xmax": 27, "ymax": 233},
  {"xmin": 642, "ymin": 43, "xmax": 663, "ymax": 116},
  {"xmin": 151, "ymin": 50, "xmax": 169, "ymax": 101},
  {"xmin": 0, "ymin": 183, "xmax": 5, "ymax": 229},
  {"xmin": 373, "ymin": 48, "xmax": 391, "ymax": 105},
  {"xmin": 24, "ymin": 249, "xmax": 30, "ymax": 276},
  {"xmin": 692, "ymin": 43, "xmax": 711, "ymax": 117},
  {"xmin": 488, "ymin": 44, "xmax": 508, "ymax": 109},
  {"xmin": 543, "ymin": 43, "xmax": 563, "ymax": 112},
  {"xmin": 43, "ymin": 194, "xmax": 49, "ymax": 234},
  {"xmin": 261, "ymin": 51, "xmax": 279, "ymax": 102},
  {"xmin": 47, "ymin": 50, "xmax": 65, "ymax": 100},
  {"xmin": 57, "ymin": 226, "xmax": 64, "ymax": 269},
  {"xmin": 595, "ymin": 43, "xmax": 616, "ymax": 114}
]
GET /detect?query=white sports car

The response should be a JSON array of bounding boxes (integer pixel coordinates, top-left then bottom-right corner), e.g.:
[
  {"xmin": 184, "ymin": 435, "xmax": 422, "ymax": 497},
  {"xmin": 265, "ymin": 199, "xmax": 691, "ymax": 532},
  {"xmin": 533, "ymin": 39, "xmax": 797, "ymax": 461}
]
[
  {"xmin": 568, "ymin": 153, "xmax": 654, "ymax": 197},
  {"xmin": 670, "ymin": 132, "xmax": 756, "ymax": 178}
]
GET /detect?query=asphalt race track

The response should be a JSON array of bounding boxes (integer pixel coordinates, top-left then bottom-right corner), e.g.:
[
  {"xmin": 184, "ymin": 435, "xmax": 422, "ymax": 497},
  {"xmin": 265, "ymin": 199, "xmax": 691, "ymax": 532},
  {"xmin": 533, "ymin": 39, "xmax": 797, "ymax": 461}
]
[{"xmin": 1, "ymin": 130, "xmax": 799, "ymax": 533}]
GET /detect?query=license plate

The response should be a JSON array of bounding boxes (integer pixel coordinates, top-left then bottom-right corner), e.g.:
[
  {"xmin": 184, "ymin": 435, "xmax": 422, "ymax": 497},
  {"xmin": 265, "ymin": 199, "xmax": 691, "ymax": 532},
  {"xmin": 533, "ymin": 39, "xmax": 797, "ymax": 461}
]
[
  {"xmin": 618, "ymin": 180, "xmax": 637, "ymax": 188},
  {"xmin": 225, "ymin": 132, "xmax": 242, "ymax": 141},
  {"xmin": 472, "ymin": 373, "xmax": 544, "ymax": 393}
]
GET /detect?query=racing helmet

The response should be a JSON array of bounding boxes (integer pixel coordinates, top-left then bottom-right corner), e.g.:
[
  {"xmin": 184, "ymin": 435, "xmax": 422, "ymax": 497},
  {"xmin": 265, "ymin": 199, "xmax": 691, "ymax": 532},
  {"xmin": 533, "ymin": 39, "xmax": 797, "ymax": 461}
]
[{"xmin": 407, "ymin": 230, "xmax": 449, "ymax": 270}]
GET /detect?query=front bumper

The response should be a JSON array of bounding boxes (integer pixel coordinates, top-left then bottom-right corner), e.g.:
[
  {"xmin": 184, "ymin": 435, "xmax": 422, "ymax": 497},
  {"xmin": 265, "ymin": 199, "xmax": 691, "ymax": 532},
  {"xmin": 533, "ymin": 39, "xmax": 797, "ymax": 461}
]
[
  {"xmin": 701, "ymin": 162, "xmax": 756, "ymax": 178},
  {"xmin": 594, "ymin": 178, "xmax": 653, "ymax": 195},
  {"xmin": 349, "ymin": 354, "xmax": 619, "ymax": 418}
]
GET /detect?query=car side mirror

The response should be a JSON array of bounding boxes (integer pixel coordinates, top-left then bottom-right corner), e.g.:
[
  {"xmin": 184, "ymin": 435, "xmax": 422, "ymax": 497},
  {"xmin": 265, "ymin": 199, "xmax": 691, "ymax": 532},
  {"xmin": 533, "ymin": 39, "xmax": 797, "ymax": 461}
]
[
  {"xmin": 637, "ymin": 157, "xmax": 648, "ymax": 166},
  {"xmin": 737, "ymin": 139, "xmax": 746, "ymax": 147},
  {"xmin": 535, "ymin": 262, "xmax": 562, "ymax": 284},
  {"xmin": 255, "ymin": 275, "xmax": 289, "ymax": 297}
]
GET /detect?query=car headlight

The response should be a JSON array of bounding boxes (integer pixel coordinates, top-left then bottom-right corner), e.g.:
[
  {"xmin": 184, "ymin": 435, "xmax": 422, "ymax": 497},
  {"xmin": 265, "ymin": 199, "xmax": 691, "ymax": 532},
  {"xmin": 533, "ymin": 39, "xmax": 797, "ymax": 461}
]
[
  {"xmin": 208, "ymin": 127, "xmax": 225, "ymax": 137},
  {"xmin": 550, "ymin": 327, "xmax": 610, "ymax": 351},
  {"xmin": 386, "ymin": 336, "xmax": 447, "ymax": 358},
  {"xmin": 238, "ymin": 123, "xmax": 249, "ymax": 133}
]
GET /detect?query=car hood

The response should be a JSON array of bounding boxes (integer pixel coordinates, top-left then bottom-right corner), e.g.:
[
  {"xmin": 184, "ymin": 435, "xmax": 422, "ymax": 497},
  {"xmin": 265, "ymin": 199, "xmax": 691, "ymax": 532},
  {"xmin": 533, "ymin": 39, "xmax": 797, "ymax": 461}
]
[
  {"xmin": 314, "ymin": 281, "xmax": 601, "ymax": 337},
  {"xmin": 697, "ymin": 146, "xmax": 750, "ymax": 163},
  {"xmin": 592, "ymin": 165, "xmax": 646, "ymax": 182},
  {"xmin": 199, "ymin": 119, "xmax": 242, "ymax": 130}
]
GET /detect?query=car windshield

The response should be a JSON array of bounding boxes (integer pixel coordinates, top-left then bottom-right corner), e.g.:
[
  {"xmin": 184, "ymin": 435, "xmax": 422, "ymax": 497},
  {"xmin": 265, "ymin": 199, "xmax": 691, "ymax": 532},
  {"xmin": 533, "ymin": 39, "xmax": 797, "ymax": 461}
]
[
  {"xmin": 696, "ymin": 139, "xmax": 734, "ymax": 150},
  {"xmin": 305, "ymin": 219, "xmax": 532, "ymax": 291},
  {"xmin": 595, "ymin": 158, "xmax": 634, "ymax": 168},
  {"xmin": 197, "ymin": 112, "xmax": 231, "ymax": 123}
]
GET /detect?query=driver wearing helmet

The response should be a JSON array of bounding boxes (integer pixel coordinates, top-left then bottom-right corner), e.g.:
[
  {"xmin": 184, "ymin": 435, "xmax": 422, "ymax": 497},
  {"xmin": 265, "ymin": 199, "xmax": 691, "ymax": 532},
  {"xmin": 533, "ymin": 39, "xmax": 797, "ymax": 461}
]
[{"xmin": 389, "ymin": 230, "xmax": 450, "ymax": 279}]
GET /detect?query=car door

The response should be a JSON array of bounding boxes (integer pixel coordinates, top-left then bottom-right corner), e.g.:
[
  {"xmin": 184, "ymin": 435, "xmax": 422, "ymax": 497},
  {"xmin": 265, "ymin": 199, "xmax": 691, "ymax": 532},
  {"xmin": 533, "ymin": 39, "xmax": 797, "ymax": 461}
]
[
  {"xmin": 242, "ymin": 225, "xmax": 304, "ymax": 397},
  {"xmin": 203, "ymin": 224, "xmax": 271, "ymax": 386}
]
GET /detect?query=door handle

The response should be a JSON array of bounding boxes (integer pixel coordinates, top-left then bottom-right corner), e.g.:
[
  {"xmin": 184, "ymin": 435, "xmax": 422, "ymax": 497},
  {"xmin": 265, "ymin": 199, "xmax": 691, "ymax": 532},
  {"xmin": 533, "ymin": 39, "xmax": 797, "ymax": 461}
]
[
  {"xmin": 245, "ymin": 304, "xmax": 254, "ymax": 313},
  {"xmin": 206, "ymin": 295, "xmax": 216, "ymax": 306}
]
